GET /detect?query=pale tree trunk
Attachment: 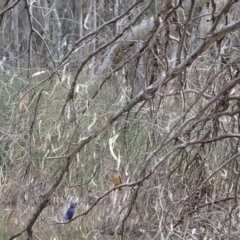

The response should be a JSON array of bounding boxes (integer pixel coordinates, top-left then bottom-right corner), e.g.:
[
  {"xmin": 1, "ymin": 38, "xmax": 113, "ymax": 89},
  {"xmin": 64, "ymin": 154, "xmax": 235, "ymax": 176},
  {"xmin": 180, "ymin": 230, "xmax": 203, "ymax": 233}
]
[
  {"xmin": 70, "ymin": 0, "xmax": 83, "ymax": 64},
  {"xmin": 9, "ymin": 4, "xmax": 18, "ymax": 65},
  {"xmin": 96, "ymin": 17, "xmax": 154, "ymax": 77},
  {"xmin": 39, "ymin": 0, "xmax": 50, "ymax": 57},
  {"xmin": 78, "ymin": 0, "xmax": 83, "ymax": 60},
  {"xmin": 114, "ymin": 0, "xmax": 119, "ymax": 35},
  {"xmin": 52, "ymin": 0, "xmax": 62, "ymax": 62},
  {"xmin": 90, "ymin": 0, "xmax": 96, "ymax": 76},
  {"xmin": 19, "ymin": 6, "xmax": 29, "ymax": 54}
]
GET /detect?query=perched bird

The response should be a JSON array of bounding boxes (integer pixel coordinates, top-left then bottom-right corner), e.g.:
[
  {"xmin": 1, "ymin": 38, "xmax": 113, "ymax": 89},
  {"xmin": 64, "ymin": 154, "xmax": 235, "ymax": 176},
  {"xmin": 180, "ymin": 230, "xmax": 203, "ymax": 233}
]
[
  {"xmin": 63, "ymin": 203, "xmax": 77, "ymax": 222},
  {"xmin": 110, "ymin": 168, "xmax": 122, "ymax": 191}
]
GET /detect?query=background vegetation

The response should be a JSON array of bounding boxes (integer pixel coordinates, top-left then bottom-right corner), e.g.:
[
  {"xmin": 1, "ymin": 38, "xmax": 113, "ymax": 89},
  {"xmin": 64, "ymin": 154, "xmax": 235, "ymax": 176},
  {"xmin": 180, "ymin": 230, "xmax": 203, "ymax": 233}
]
[{"xmin": 1, "ymin": 0, "xmax": 240, "ymax": 239}]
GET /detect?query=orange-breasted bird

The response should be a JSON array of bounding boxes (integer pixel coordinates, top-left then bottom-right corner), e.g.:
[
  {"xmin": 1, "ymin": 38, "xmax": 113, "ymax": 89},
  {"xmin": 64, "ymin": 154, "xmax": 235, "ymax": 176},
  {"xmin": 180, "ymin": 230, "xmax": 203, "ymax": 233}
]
[{"xmin": 110, "ymin": 168, "xmax": 122, "ymax": 191}]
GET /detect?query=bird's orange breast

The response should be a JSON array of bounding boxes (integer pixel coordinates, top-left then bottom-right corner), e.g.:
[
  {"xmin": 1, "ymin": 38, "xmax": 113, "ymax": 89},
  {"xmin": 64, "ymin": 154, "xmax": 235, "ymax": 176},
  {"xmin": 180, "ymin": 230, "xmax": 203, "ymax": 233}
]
[{"xmin": 111, "ymin": 172, "xmax": 122, "ymax": 186}]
